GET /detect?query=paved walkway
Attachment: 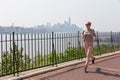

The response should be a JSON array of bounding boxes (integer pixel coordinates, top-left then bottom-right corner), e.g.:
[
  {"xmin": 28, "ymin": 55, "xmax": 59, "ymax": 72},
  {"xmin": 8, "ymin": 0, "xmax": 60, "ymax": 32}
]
[{"xmin": 24, "ymin": 53, "xmax": 120, "ymax": 80}]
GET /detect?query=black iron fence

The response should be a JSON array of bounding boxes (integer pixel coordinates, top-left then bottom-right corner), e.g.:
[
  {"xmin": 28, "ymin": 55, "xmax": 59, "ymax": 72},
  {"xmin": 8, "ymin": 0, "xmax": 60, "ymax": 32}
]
[{"xmin": 0, "ymin": 31, "xmax": 120, "ymax": 77}]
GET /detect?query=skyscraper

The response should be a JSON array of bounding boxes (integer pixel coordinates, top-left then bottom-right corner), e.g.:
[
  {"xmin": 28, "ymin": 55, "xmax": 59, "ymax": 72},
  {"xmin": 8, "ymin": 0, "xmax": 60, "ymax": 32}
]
[{"xmin": 68, "ymin": 17, "xmax": 71, "ymax": 24}]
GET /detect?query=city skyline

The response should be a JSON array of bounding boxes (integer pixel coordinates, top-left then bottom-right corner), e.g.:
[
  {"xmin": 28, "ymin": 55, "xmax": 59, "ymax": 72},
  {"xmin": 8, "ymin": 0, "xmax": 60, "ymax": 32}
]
[
  {"xmin": 0, "ymin": 0, "xmax": 120, "ymax": 32},
  {"xmin": 0, "ymin": 18, "xmax": 82, "ymax": 33}
]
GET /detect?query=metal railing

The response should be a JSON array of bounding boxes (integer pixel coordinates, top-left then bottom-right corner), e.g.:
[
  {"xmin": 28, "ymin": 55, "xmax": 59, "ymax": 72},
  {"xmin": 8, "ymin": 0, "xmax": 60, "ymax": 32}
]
[{"xmin": 0, "ymin": 31, "xmax": 120, "ymax": 77}]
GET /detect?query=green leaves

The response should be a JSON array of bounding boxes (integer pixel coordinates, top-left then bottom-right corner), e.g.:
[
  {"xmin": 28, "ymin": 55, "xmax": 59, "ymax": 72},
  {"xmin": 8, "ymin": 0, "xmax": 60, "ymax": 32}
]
[{"xmin": 0, "ymin": 43, "xmax": 31, "ymax": 74}]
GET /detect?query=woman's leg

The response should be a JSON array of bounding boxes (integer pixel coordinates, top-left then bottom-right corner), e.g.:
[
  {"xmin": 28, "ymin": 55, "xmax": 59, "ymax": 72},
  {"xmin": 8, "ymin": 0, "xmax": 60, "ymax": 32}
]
[
  {"xmin": 89, "ymin": 42, "xmax": 94, "ymax": 59},
  {"xmin": 88, "ymin": 42, "xmax": 95, "ymax": 64},
  {"xmin": 85, "ymin": 46, "xmax": 91, "ymax": 67},
  {"xmin": 84, "ymin": 42, "xmax": 93, "ymax": 67},
  {"xmin": 84, "ymin": 41, "xmax": 88, "ymax": 54},
  {"xmin": 84, "ymin": 41, "xmax": 89, "ymax": 72},
  {"xmin": 84, "ymin": 41, "xmax": 89, "ymax": 67}
]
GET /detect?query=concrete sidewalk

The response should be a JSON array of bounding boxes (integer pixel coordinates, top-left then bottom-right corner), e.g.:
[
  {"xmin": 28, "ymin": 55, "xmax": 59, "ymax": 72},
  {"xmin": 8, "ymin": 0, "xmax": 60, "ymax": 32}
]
[
  {"xmin": 1, "ymin": 51, "xmax": 120, "ymax": 80},
  {"xmin": 42, "ymin": 54, "xmax": 120, "ymax": 80}
]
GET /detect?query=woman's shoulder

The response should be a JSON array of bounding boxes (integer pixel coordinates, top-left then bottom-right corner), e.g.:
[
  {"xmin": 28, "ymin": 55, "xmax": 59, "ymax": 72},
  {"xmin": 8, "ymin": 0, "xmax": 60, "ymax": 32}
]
[{"xmin": 90, "ymin": 29, "xmax": 95, "ymax": 31}]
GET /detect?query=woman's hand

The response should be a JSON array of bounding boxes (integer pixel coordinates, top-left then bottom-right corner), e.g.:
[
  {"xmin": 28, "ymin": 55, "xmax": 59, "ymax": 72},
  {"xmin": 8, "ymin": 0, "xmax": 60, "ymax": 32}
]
[
  {"xmin": 81, "ymin": 34, "xmax": 85, "ymax": 39},
  {"xmin": 82, "ymin": 31, "xmax": 85, "ymax": 39}
]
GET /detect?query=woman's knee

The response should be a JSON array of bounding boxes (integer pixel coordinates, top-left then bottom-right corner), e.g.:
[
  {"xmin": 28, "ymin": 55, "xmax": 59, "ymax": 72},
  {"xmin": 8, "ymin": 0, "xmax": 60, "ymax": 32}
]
[
  {"xmin": 88, "ymin": 47, "xmax": 93, "ymax": 52},
  {"xmin": 86, "ymin": 52, "xmax": 90, "ymax": 58}
]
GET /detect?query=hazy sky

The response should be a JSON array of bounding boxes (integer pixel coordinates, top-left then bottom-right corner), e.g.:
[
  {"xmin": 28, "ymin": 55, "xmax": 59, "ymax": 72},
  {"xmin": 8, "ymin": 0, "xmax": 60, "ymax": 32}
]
[{"xmin": 0, "ymin": 0, "xmax": 120, "ymax": 31}]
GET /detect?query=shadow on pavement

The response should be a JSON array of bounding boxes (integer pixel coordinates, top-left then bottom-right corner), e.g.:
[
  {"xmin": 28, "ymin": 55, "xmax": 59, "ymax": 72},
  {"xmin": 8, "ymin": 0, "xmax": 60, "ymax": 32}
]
[
  {"xmin": 41, "ymin": 67, "xmax": 120, "ymax": 80},
  {"xmin": 88, "ymin": 68, "xmax": 120, "ymax": 77}
]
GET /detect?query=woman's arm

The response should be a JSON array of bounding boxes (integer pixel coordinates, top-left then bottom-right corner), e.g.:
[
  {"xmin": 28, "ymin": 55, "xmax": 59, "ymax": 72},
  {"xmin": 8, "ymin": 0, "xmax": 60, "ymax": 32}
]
[
  {"xmin": 81, "ymin": 31, "xmax": 85, "ymax": 39},
  {"xmin": 93, "ymin": 32, "xmax": 96, "ymax": 38}
]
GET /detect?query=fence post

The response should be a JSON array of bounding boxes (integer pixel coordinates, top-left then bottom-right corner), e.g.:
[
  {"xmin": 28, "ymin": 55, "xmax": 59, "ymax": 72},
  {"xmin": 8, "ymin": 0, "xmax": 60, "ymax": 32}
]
[
  {"xmin": 12, "ymin": 32, "xmax": 16, "ymax": 76},
  {"xmin": 110, "ymin": 31, "xmax": 114, "ymax": 52},
  {"xmin": 96, "ymin": 31, "xmax": 100, "ymax": 55},
  {"xmin": 1, "ymin": 34, "xmax": 3, "ymax": 76},
  {"xmin": 16, "ymin": 34, "xmax": 19, "ymax": 76},
  {"xmin": 77, "ymin": 31, "xmax": 82, "ymax": 60},
  {"xmin": 52, "ymin": 32, "xmax": 57, "ymax": 66}
]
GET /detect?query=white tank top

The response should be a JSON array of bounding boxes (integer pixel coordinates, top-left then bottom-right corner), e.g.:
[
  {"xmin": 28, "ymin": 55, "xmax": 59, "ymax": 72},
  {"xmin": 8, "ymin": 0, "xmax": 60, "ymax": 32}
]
[{"xmin": 83, "ymin": 29, "xmax": 95, "ymax": 42}]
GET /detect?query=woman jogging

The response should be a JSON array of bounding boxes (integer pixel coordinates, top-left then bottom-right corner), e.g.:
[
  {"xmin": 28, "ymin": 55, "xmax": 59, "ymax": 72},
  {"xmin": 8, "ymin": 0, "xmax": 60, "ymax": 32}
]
[{"xmin": 82, "ymin": 21, "xmax": 96, "ymax": 73}]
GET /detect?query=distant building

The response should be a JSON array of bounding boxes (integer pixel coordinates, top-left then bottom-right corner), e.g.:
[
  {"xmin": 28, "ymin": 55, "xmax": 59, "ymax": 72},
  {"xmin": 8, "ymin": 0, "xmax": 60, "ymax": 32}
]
[
  {"xmin": 68, "ymin": 17, "xmax": 71, "ymax": 24},
  {"xmin": 0, "ymin": 18, "xmax": 82, "ymax": 33}
]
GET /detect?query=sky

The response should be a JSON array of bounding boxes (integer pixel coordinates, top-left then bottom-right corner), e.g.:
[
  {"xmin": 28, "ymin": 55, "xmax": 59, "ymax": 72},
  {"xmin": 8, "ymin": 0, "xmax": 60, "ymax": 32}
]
[{"xmin": 0, "ymin": 0, "xmax": 120, "ymax": 32}]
